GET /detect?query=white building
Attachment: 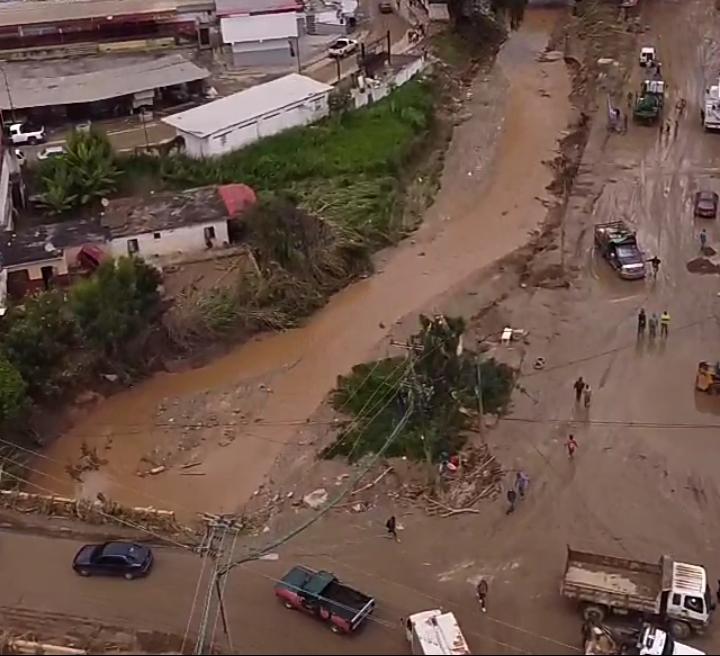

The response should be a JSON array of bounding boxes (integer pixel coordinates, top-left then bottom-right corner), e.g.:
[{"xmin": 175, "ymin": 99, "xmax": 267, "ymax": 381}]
[
  {"xmin": 101, "ymin": 186, "xmax": 242, "ymax": 261},
  {"xmin": 216, "ymin": 0, "xmax": 301, "ymax": 67},
  {"xmin": 163, "ymin": 73, "xmax": 332, "ymax": 158}
]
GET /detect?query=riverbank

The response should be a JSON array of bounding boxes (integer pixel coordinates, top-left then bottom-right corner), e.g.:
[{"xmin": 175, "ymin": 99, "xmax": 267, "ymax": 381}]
[{"xmin": 28, "ymin": 9, "xmax": 572, "ymax": 520}]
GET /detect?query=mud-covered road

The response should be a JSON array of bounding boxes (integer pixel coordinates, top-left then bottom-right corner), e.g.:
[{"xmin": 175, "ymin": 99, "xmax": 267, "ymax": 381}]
[{"xmin": 12, "ymin": 1, "xmax": 720, "ymax": 654}]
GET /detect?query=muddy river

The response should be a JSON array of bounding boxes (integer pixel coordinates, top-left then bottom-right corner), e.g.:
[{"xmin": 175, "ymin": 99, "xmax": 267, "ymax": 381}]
[{"xmin": 31, "ymin": 11, "xmax": 571, "ymax": 518}]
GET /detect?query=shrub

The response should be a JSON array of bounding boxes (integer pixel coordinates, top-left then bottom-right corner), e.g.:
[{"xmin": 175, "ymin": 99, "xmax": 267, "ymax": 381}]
[
  {"xmin": 0, "ymin": 354, "xmax": 27, "ymax": 424},
  {"xmin": 2, "ymin": 291, "xmax": 77, "ymax": 397}
]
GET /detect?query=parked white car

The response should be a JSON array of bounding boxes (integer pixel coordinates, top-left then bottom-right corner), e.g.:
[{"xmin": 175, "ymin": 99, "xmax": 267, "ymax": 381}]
[
  {"xmin": 37, "ymin": 145, "xmax": 66, "ymax": 161},
  {"xmin": 8, "ymin": 122, "xmax": 46, "ymax": 145},
  {"xmin": 328, "ymin": 37, "xmax": 358, "ymax": 59}
]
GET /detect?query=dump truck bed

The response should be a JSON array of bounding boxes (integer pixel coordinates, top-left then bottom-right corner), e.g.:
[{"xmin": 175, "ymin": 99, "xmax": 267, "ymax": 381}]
[{"xmin": 562, "ymin": 548, "xmax": 664, "ymax": 614}]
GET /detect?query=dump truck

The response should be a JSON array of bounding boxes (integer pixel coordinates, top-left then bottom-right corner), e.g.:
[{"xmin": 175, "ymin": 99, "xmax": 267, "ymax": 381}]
[
  {"xmin": 275, "ymin": 565, "xmax": 375, "ymax": 633},
  {"xmin": 594, "ymin": 221, "xmax": 646, "ymax": 279},
  {"xmin": 404, "ymin": 609, "xmax": 471, "ymax": 655},
  {"xmin": 562, "ymin": 548, "xmax": 712, "ymax": 640},
  {"xmin": 634, "ymin": 79, "xmax": 665, "ymax": 124},
  {"xmin": 584, "ymin": 622, "xmax": 705, "ymax": 655}
]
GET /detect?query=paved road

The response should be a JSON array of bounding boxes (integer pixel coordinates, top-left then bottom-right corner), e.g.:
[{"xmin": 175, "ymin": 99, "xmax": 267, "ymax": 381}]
[
  {"xmin": 16, "ymin": 3, "xmax": 720, "ymax": 655},
  {"xmin": 17, "ymin": 10, "xmax": 411, "ymax": 160}
]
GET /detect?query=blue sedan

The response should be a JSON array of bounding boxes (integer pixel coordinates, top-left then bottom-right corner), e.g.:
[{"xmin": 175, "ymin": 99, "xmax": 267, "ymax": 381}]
[{"xmin": 72, "ymin": 541, "xmax": 154, "ymax": 580}]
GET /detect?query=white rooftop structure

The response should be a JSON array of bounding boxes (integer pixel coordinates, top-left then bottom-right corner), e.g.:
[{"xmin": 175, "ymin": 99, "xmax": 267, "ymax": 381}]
[{"xmin": 162, "ymin": 74, "xmax": 333, "ymax": 139}]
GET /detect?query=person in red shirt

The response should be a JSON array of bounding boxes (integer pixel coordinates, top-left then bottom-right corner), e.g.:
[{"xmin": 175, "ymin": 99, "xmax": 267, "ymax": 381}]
[{"xmin": 566, "ymin": 434, "xmax": 578, "ymax": 459}]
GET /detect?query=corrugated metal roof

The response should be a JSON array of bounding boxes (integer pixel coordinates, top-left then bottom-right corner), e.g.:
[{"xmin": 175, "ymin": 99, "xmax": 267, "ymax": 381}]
[
  {"xmin": 0, "ymin": 0, "xmax": 178, "ymax": 28},
  {"xmin": 0, "ymin": 54, "xmax": 209, "ymax": 110},
  {"xmin": 215, "ymin": 0, "xmax": 300, "ymax": 15},
  {"xmin": 162, "ymin": 73, "xmax": 332, "ymax": 138}
]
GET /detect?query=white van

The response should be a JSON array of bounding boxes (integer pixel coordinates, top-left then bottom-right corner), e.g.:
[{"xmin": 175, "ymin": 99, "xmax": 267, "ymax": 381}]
[{"xmin": 405, "ymin": 609, "xmax": 470, "ymax": 655}]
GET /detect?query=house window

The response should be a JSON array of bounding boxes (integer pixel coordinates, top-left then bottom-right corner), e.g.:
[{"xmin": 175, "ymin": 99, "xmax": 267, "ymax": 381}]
[
  {"xmin": 127, "ymin": 239, "xmax": 139, "ymax": 255},
  {"xmin": 153, "ymin": 232, "xmax": 161, "ymax": 240},
  {"xmin": 204, "ymin": 226, "xmax": 216, "ymax": 247}
]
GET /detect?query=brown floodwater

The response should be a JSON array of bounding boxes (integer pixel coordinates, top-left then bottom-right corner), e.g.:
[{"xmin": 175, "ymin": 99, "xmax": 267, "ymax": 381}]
[{"xmin": 30, "ymin": 10, "xmax": 571, "ymax": 518}]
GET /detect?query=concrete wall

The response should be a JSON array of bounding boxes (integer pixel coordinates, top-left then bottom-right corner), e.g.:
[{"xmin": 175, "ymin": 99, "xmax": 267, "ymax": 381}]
[
  {"xmin": 0, "ymin": 150, "xmax": 13, "ymax": 232},
  {"xmin": 109, "ymin": 220, "xmax": 230, "ymax": 259},
  {"xmin": 352, "ymin": 55, "xmax": 427, "ymax": 108},
  {"xmin": 180, "ymin": 90, "xmax": 330, "ymax": 158},
  {"xmin": 230, "ymin": 38, "xmax": 296, "ymax": 66}
]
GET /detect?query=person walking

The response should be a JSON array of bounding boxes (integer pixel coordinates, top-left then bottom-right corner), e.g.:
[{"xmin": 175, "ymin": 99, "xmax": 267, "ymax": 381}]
[
  {"xmin": 583, "ymin": 383, "xmax": 592, "ymax": 408},
  {"xmin": 476, "ymin": 579, "xmax": 488, "ymax": 613},
  {"xmin": 648, "ymin": 255, "xmax": 661, "ymax": 277},
  {"xmin": 648, "ymin": 313, "xmax": 658, "ymax": 339},
  {"xmin": 700, "ymin": 228, "xmax": 708, "ymax": 252},
  {"xmin": 660, "ymin": 310, "xmax": 671, "ymax": 338},
  {"xmin": 506, "ymin": 488, "xmax": 517, "ymax": 515},
  {"xmin": 574, "ymin": 376, "xmax": 585, "ymax": 403},
  {"xmin": 566, "ymin": 434, "xmax": 578, "ymax": 459},
  {"xmin": 385, "ymin": 515, "xmax": 399, "ymax": 542},
  {"xmin": 637, "ymin": 308, "xmax": 647, "ymax": 336},
  {"xmin": 515, "ymin": 470, "xmax": 529, "ymax": 498}
]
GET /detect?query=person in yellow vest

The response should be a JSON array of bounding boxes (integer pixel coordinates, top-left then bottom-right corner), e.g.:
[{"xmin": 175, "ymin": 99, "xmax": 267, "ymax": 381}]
[{"xmin": 660, "ymin": 310, "xmax": 671, "ymax": 338}]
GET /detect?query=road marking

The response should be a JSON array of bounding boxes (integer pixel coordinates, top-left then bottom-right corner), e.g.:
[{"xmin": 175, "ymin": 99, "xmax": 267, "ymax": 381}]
[{"xmin": 608, "ymin": 294, "xmax": 643, "ymax": 303}]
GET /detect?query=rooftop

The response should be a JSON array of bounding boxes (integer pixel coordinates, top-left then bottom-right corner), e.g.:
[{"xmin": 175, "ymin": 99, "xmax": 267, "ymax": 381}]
[
  {"xmin": 0, "ymin": 54, "xmax": 209, "ymax": 110},
  {"xmin": 101, "ymin": 185, "xmax": 252, "ymax": 238},
  {"xmin": 162, "ymin": 73, "xmax": 332, "ymax": 138},
  {"xmin": 215, "ymin": 0, "xmax": 301, "ymax": 14},
  {"xmin": 0, "ymin": 219, "xmax": 108, "ymax": 267},
  {"xmin": 0, "ymin": 0, "xmax": 178, "ymax": 28}
]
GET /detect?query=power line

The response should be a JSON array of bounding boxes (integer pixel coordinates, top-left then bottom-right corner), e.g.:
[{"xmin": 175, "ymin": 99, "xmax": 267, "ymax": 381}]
[
  {"xmin": 0, "ymin": 455, "xmax": 196, "ymax": 551},
  {"xmin": 232, "ymin": 562, "xmax": 532, "ymax": 654}
]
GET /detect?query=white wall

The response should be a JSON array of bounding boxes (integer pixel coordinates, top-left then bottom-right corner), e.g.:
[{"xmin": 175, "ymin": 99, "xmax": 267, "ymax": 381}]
[
  {"xmin": 179, "ymin": 91, "xmax": 330, "ymax": 158},
  {"xmin": 0, "ymin": 149, "xmax": 13, "ymax": 232},
  {"xmin": 110, "ymin": 220, "xmax": 230, "ymax": 260},
  {"xmin": 352, "ymin": 56, "xmax": 427, "ymax": 108},
  {"xmin": 220, "ymin": 12, "xmax": 298, "ymax": 44},
  {"xmin": 5, "ymin": 256, "xmax": 67, "ymax": 281}
]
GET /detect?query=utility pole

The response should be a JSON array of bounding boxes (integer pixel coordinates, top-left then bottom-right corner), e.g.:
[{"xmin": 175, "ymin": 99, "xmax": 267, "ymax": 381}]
[
  {"xmin": 475, "ymin": 355, "xmax": 484, "ymax": 439},
  {"xmin": 386, "ymin": 29, "xmax": 391, "ymax": 65},
  {"xmin": 1, "ymin": 64, "xmax": 15, "ymax": 125}
]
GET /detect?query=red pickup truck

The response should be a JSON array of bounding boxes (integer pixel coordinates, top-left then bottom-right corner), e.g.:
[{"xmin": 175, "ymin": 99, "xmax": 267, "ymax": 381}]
[{"xmin": 275, "ymin": 565, "xmax": 375, "ymax": 634}]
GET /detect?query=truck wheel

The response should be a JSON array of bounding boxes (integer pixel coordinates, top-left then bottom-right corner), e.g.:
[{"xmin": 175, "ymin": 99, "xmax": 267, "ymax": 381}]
[
  {"xmin": 582, "ymin": 604, "xmax": 605, "ymax": 624},
  {"xmin": 283, "ymin": 602, "xmax": 294, "ymax": 610},
  {"xmin": 669, "ymin": 621, "xmax": 691, "ymax": 640},
  {"xmin": 28, "ymin": 137, "xmax": 37, "ymax": 145},
  {"xmin": 330, "ymin": 624, "xmax": 341, "ymax": 634}
]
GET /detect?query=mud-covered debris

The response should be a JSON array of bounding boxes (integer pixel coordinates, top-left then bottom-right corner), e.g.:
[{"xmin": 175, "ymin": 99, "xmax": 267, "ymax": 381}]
[
  {"xmin": 303, "ymin": 488, "xmax": 328, "ymax": 509},
  {"xmin": 687, "ymin": 257, "xmax": 720, "ymax": 275},
  {"xmin": 351, "ymin": 502, "xmax": 367, "ymax": 513},
  {"xmin": 538, "ymin": 50, "xmax": 564, "ymax": 62},
  {"xmin": 148, "ymin": 466, "xmax": 166, "ymax": 475}
]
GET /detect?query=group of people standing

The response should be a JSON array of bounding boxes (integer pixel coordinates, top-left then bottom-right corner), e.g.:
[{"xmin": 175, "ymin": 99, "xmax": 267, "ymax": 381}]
[{"xmin": 637, "ymin": 308, "xmax": 671, "ymax": 339}]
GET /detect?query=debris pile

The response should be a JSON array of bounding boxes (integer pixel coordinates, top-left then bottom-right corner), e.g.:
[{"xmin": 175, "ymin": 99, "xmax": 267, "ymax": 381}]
[
  {"xmin": 0, "ymin": 489, "xmax": 196, "ymax": 539},
  {"xmin": 423, "ymin": 444, "xmax": 504, "ymax": 517}
]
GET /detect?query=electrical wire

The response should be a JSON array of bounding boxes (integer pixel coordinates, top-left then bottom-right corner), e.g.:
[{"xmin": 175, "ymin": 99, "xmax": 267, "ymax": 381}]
[
  {"xmin": 0, "ymin": 456, "xmax": 196, "ymax": 551},
  {"xmin": 180, "ymin": 524, "xmax": 217, "ymax": 655},
  {"xmin": 233, "ymin": 562, "xmax": 532, "ymax": 654}
]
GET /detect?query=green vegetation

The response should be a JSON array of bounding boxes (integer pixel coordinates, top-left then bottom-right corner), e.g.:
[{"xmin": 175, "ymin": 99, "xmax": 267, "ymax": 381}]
[
  {"xmin": 0, "ymin": 355, "xmax": 27, "ymax": 425},
  {"xmin": 159, "ymin": 80, "xmax": 435, "ymax": 244},
  {"xmin": 165, "ymin": 195, "xmax": 370, "ymax": 345},
  {"xmin": 0, "ymin": 258, "xmax": 162, "ymax": 425},
  {"xmin": 38, "ymin": 130, "xmax": 121, "ymax": 214},
  {"xmin": 71, "ymin": 258, "xmax": 161, "ymax": 355},
  {"xmin": 323, "ymin": 315, "xmax": 515, "ymax": 463},
  {"xmin": 2, "ymin": 291, "xmax": 77, "ymax": 397}
]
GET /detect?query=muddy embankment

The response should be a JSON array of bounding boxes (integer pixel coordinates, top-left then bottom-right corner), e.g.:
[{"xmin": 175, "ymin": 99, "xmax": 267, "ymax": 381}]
[{"xmin": 29, "ymin": 8, "xmax": 593, "ymax": 520}]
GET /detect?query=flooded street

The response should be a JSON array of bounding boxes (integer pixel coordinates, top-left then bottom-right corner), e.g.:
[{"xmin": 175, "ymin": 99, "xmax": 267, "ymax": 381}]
[
  {"xmin": 11, "ymin": 2, "xmax": 720, "ymax": 654},
  {"xmin": 31, "ymin": 11, "xmax": 571, "ymax": 517}
]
